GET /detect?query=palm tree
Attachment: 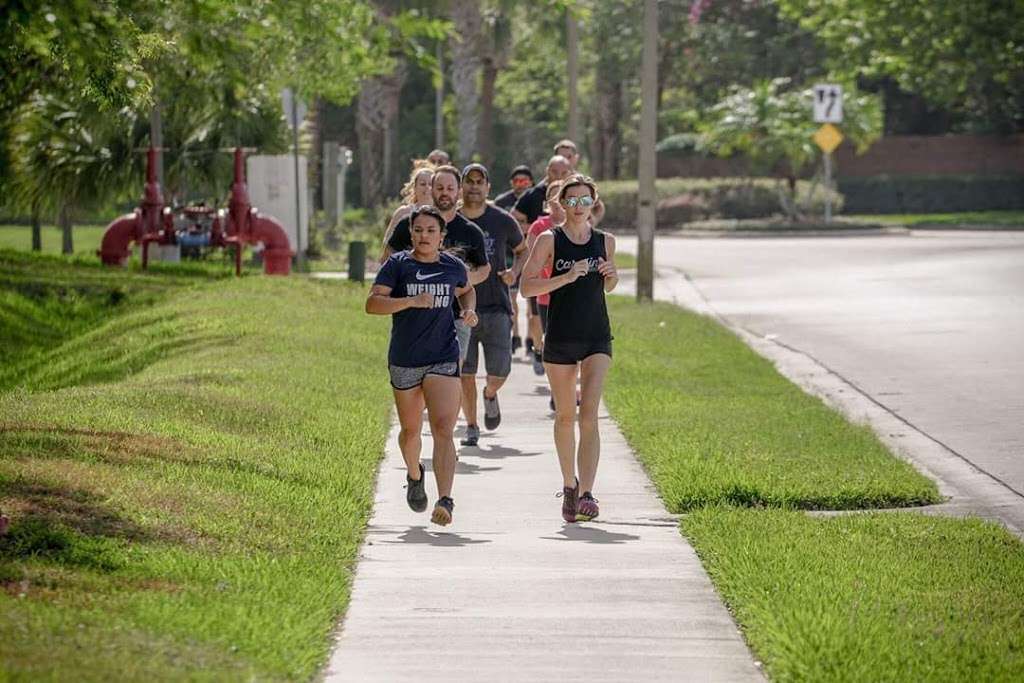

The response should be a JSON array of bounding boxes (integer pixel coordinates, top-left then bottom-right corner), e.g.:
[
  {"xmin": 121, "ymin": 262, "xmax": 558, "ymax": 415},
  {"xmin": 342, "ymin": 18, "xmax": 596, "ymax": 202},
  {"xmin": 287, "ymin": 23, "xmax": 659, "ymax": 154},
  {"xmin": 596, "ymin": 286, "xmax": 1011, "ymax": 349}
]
[
  {"xmin": 8, "ymin": 92, "xmax": 137, "ymax": 254},
  {"xmin": 448, "ymin": 2, "xmax": 484, "ymax": 163}
]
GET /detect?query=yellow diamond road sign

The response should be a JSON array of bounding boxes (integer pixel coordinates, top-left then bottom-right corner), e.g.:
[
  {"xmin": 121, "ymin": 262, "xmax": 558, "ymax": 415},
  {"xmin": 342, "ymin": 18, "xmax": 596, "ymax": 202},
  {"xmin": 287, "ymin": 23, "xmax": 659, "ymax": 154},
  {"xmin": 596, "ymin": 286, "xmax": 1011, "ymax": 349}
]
[{"xmin": 813, "ymin": 123, "xmax": 843, "ymax": 154}]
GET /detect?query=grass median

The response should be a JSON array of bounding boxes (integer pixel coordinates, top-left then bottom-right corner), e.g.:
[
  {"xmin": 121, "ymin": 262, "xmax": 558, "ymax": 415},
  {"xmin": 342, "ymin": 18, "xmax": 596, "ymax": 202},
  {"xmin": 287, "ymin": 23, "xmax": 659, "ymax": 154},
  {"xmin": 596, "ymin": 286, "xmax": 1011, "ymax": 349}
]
[
  {"xmin": 1, "ymin": 253, "xmax": 392, "ymax": 679},
  {"xmin": 605, "ymin": 297, "xmax": 940, "ymax": 510},
  {"xmin": 605, "ymin": 296, "xmax": 1024, "ymax": 680}
]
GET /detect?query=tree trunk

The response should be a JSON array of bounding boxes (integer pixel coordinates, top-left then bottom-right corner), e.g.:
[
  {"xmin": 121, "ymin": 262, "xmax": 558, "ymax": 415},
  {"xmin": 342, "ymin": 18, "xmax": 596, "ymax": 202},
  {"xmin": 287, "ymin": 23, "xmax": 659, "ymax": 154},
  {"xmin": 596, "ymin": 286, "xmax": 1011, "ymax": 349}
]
[
  {"xmin": 448, "ymin": 2, "xmax": 483, "ymax": 164},
  {"xmin": 593, "ymin": 79, "xmax": 623, "ymax": 180},
  {"xmin": 59, "ymin": 203, "xmax": 73, "ymax": 255},
  {"xmin": 310, "ymin": 97, "xmax": 323, "ymax": 211},
  {"xmin": 479, "ymin": 58, "xmax": 497, "ymax": 168},
  {"xmin": 383, "ymin": 61, "xmax": 407, "ymax": 198},
  {"xmin": 636, "ymin": 0, "xmax": 658, "ymax": 302},
  {"xmin": 31, "ymin": 204, "xmax": 41, "ymax": 251},
  {"xmin": 357, "ymin": 77, "xmax": 389, "ymax": 207},
  {"xmin": 566, "ymin": 10, "xmax": 579, "ymax": 142}
]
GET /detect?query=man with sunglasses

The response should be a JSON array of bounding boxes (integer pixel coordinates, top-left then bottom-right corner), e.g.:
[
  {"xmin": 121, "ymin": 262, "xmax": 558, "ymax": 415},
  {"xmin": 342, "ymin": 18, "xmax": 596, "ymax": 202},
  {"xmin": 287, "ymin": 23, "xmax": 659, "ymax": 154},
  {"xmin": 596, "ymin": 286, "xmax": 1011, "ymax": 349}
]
[{"xmin": 495, "ymin": 165, "xmax": 534, "ymax": 211}]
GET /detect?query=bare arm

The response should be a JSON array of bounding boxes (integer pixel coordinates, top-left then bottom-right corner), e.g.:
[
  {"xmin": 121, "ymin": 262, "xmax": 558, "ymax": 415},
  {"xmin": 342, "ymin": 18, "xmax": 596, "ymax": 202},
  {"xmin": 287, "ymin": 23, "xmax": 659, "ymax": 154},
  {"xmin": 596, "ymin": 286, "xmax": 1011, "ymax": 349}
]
[
  {"xmin": 456, "ymin": 284, "xmax": 478, "ymax": 327},
  {"xmin": 598, "ymin": 233, "xmax": 619, "ymax": 293},
  {"xmin": 365, "ymin": 284, "xmax": 432, "ymax": 315},
  {"xmin": 520, "ymin": 232, "xmax": 588, "ymax": 298},
  {"xmin": 501, "ymin": 240, "xmax": 529, "ymax": 285},
  {"xmin": 468, "ymin": 262, "xmax": 491, "ymax": 286}
]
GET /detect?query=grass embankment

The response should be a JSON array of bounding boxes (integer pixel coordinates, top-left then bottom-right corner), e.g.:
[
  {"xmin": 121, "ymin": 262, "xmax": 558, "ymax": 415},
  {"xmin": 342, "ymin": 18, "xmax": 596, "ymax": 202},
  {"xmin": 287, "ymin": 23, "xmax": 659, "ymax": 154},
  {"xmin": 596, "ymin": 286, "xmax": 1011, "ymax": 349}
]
[
  {"xmin": 844, "ymin": 210, "xmax": 1024, "ymax": 229},
  {"xmin": 0, "ymin": 251, "xmax": 392, "ymax": 679},
  {"xmin": 605, "ymin": 298, "xmax": 1024, "ymax": 681}
]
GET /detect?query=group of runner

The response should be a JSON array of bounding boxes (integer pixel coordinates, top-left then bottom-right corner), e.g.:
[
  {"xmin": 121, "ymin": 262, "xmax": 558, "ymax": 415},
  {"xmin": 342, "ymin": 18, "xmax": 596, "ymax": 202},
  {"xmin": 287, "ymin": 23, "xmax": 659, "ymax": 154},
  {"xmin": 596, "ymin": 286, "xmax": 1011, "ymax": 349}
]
[{"xmin": 366, "ymin": 140, "xmax": 617, "ymax": 527}]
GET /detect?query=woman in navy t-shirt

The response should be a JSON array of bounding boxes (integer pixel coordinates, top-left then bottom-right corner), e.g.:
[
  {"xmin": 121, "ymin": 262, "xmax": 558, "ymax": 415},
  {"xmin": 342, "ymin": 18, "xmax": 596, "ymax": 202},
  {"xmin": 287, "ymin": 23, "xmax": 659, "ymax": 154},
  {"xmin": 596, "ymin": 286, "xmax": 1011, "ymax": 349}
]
[{"xmin": 366, "ymin": 205, "xmax": 478, "ymax": 526}]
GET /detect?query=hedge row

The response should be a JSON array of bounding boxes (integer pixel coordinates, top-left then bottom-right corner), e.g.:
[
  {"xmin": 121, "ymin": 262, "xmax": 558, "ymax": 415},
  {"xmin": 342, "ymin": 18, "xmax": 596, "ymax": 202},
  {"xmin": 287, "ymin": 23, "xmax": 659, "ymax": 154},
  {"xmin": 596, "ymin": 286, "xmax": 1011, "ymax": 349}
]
[
  {"xmin": 837, "ymin": 174, "xmax": 1024, "ymax": 214},
  {"xmin": 598, "ymin": 177, "xmax": 842, "ymax": 230}
]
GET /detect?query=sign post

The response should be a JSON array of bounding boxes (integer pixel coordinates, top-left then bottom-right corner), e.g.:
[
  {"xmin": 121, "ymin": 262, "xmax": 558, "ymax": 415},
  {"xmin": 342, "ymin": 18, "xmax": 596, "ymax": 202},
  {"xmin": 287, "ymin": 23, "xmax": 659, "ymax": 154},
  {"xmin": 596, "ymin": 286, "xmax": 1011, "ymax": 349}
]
[
  {"xmin": 812, "ymin": 84, "xmax": 844, "ymax": 224},
  {"xmin": 282, "ymin": 88, "xmax": 307, "ymax": 267}
]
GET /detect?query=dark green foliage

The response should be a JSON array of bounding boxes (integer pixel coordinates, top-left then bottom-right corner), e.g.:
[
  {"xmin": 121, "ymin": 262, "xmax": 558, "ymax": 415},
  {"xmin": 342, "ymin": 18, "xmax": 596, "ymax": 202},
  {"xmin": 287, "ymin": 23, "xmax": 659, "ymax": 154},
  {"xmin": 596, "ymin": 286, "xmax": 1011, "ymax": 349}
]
[{"xmin": 839, "ymin": 174, "xmax": 1024, "ymax": 214}]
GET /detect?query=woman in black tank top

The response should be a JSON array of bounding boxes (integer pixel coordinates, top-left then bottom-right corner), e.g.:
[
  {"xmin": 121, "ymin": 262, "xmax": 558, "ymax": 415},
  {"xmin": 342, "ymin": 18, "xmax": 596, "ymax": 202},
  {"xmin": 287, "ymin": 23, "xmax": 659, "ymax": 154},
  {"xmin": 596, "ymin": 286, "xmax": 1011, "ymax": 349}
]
[{"xmin": 521, "ymin": 174, "xmax": 619, "ymax": 523}]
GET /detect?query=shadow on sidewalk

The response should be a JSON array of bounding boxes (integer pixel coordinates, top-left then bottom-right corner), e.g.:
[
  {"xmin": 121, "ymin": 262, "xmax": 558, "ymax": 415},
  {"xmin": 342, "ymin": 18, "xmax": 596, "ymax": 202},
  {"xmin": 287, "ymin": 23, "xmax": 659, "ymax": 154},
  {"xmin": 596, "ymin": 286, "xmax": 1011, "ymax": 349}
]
[
  {"xmin": 472, "ymin": 444, "xmax": 542, "ymax": 460},
  {"xmin": 541, "ymin": 524, "xmax": 640, "ymax": 545},
  {"xmin": 417, "ymin": 458, "xmax": 502, "ymax": 475},
  {"xmin": 382, "ymin": 525, "xmax": 493, "ymax": 547}
]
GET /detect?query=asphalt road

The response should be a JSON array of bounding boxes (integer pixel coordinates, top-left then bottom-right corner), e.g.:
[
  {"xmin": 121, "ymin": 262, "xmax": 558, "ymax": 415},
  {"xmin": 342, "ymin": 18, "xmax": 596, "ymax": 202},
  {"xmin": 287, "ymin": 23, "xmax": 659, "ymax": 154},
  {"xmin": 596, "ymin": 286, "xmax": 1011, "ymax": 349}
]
[{"xmin": 618, "ymin": 230, "xmax": 1024, "ymax": 498}]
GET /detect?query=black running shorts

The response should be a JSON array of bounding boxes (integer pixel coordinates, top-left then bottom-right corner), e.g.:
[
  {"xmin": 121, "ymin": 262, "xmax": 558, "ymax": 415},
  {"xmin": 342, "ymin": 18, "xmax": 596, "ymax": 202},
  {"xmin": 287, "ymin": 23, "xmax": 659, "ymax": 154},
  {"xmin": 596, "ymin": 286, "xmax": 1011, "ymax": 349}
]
[{"xmin": 542, "ymin": 339, "xmax": 612, "ymax": 365}]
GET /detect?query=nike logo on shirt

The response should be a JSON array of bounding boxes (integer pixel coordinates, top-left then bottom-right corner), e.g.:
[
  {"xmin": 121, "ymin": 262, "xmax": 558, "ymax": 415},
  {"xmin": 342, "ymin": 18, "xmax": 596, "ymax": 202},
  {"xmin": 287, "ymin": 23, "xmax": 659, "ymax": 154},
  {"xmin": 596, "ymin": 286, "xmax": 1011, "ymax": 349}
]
[{"xmin": 415, "ymin": 270, "xmax": 443, "ymax": 281}]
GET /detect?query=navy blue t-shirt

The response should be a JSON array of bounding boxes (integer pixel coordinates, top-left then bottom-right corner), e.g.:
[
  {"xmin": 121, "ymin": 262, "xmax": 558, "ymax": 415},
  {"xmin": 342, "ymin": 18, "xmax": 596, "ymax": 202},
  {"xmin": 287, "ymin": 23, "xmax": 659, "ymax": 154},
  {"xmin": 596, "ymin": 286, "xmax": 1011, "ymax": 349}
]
[
  {"xmin": 374, "ymin": 252, "xmax": 468, "ymax": 367},
  {"xmin": 463, "ymin": 205, "xmax": 523, "ymax": 314}
]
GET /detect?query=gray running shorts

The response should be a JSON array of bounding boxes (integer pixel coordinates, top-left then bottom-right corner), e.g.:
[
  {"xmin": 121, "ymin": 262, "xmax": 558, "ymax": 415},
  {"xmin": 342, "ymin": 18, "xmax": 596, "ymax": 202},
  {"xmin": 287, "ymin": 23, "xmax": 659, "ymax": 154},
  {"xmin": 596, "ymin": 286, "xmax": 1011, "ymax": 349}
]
[
  {"xmin": 455, "ymin": 318, "xmax": 472, "ymax": 363},
  {"xmin": 462, "ymin": 311, "xmax": 513, "ymax": 377},
  {"xmin": 389, "ymin": 361, "xmax": 460, "ymax": 390}
]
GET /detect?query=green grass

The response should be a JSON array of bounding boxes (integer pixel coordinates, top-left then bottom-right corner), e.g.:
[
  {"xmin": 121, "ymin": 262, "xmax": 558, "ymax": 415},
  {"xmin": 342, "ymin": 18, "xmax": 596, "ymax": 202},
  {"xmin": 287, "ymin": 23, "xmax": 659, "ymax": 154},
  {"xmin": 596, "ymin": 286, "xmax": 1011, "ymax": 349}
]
[
  {"xmin": 0, "ymin": 252, "xmax": 392, "ymax": 679},
  {"xmin": 844, "ymin": 211, "xmax": 1024, "ymax": 228},
  {"xmin": 0, "ymin": 224, "xmax": 107, "ymax": 256},
  {"xmin": 611, "ymin": 250, "xmax": 636, "ymax": 269},
  {"xmin": 684, "ymin": 508, "xmax": 1024, "ymax": 682},
  {"xmin": 606, "ymin": 296, "xmax": 1024, "ymax": 680},
  {"xmin": 605, "ymin": 297, "xmax": 940, "ymax": 510}
]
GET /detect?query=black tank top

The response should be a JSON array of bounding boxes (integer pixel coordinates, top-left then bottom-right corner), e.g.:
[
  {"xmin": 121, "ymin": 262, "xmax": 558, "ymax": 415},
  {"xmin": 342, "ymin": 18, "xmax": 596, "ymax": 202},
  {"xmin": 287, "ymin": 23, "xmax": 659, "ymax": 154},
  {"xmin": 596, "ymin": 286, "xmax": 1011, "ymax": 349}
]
[{"xmin": 546, "ymin": 226, "xmax": 612, "ymax": 343}]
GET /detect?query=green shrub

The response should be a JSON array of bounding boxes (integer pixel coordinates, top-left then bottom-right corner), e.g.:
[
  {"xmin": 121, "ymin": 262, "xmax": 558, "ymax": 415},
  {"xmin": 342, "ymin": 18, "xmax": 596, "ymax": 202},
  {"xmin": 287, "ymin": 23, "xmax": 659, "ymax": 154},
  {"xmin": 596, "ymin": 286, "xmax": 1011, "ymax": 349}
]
[
  {"xmin": 599, "ymin": 177, "xmax": 843, "ymax": 230},
  {"xmin": 838, "ymin": 174, "xmax": 1024, "ymax": 214}
]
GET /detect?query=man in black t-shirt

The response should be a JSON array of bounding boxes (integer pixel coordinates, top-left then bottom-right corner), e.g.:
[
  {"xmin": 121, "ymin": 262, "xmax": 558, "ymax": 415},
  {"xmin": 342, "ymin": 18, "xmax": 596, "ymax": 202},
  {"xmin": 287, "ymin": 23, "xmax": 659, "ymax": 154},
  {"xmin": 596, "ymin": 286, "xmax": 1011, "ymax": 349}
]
[
  {"xmin": 512, "ymin": 154, "xmax": 571, "ymax": 234},
  {"xmin": 457, "ymin": 163, "xmax": 527, "ymax": 445},
  {"xmin": 383, "ymin": 165, "xmax": 491, "ymax": 364},
  {"xmin": 494, "ymin": 165, "xmax": 534, "ymax": 211}
]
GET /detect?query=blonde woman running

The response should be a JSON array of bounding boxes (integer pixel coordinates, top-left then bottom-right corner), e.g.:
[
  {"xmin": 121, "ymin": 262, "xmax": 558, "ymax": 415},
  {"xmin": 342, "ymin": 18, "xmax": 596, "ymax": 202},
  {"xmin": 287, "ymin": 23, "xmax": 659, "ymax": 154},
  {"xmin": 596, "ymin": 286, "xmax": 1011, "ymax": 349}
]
[
  {"xmin": 521, "ymin": 174, "xmax": 617, "ymax": 523},
  {"xmin": 380, "ymin": 162, "xmax": 434, "ymax": 262}
]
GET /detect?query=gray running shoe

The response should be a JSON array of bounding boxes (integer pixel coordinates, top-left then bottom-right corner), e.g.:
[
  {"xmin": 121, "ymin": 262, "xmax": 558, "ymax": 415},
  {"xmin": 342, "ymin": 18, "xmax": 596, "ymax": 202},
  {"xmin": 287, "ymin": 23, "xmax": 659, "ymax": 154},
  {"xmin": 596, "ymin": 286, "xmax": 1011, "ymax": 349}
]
[
  {"xmin": 483, "ymin": 391, "xmax": 501, "ymax": 430},
  {"xmin": 532, "ymin": 350, "xmax": 545, "ymax": 375},
  {"xmin": 460, "ymin": 424, "xmax": 480, "ymax": 446}
]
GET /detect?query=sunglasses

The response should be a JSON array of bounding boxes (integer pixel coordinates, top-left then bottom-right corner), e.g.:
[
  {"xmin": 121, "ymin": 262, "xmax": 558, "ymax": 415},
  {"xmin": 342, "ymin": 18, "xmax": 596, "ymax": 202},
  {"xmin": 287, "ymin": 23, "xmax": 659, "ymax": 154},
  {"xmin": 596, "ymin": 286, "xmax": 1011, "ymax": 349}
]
[{"xmin": 562, "ymin": 195, "xmax": 595, "ymax": 208}]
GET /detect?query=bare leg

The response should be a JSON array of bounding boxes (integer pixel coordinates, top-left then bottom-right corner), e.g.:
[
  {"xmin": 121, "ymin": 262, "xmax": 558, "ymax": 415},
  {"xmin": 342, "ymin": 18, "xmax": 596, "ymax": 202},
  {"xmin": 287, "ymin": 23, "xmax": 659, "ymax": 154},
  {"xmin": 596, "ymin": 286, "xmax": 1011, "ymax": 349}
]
[
  {"xmin": 483, "ymin": 374, "xmax": 507, "ymax": 400},
  {"xmin": 511, "ymin": 298, "xmax": 520, "ymax": 339},
  {"xmin": 545, "ymin": 362, "xmax": 580, "ymax": 488},
  {"xmin": 460, "ymin": 374, "xmax": 478, "ymax": 426},
  {"xmin": 423, "ymin": 374, "xmax": 462, "ymax": 498},
  {"xmin": 578, "ymin": 353, "xmax": 611, "ymax": 493},
  {"xmin": 393, "ymin": 386, "xmax": 426, "ymax": 479}
]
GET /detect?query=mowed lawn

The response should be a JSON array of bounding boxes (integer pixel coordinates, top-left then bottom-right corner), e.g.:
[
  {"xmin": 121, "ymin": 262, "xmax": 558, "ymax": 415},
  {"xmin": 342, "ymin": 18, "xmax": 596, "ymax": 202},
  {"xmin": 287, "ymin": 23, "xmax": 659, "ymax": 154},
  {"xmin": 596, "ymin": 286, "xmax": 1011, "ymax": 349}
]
[
  {"xmin": 0, "ymin": 224, "xmax": 107, "ymax": 256},
  {"xmin": 604, "ymin": 297, "xmax": 1024, "ymax": 681},
  {"xmin": 0, "ymin": 251, "xmax": 392, "ymax": 679}
]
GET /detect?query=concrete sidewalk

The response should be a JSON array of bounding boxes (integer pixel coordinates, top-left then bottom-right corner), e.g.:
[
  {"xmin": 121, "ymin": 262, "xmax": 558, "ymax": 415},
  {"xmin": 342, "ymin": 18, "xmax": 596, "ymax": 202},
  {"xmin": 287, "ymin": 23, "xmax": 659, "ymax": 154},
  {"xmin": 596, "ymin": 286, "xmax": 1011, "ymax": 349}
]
[{"xmin": 324, "ymin": 341, "xmax": 764, "ymax": 681}]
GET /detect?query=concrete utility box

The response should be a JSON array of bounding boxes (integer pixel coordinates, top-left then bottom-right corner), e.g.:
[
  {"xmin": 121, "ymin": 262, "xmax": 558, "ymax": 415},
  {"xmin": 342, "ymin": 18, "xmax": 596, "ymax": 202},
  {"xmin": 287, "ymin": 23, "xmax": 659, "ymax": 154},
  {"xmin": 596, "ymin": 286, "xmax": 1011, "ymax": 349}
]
[{"xmin": 246, "ymin": 155, "xmax": 308, "ymax": 257}]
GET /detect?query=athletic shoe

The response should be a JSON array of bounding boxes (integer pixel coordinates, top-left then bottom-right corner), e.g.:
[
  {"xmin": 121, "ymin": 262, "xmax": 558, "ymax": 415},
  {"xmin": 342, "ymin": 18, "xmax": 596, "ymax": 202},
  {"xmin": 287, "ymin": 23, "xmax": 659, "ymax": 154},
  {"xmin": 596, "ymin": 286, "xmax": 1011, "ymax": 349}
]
[
  {"xmin": 483, "ymin": 391, "xmax": 501, "ymax": 430},
  {"xmin": 532, "ymin": 350, "xmax": 545, "ymax": 376},
  {"xmin": 406, "ymin": 463, "xmax": 428, "ymax": 512},
  {"xmin": 557, "ymin": 479, "xmax": 579, "ymax": 523},
  {"xmin": 549, "ymin": 397, "xmax": 555, "ymax": 412},
  {"xmin": 511, "ymin": 335, "xmax": 522, "ymax": 353},
  {"xmin": 460, "ymin": 424, "xmax": 480, "ymax": 447},
  {"xmin": 525, "ymin": 337, "xmax": 534, "ymax": 355},
  {"xmin": 577, "ymin": 492, "xmax": 600, "ymax": 522},
  {"xmin": 431, "ymin": 496, "xmax": 455, "ymax": 526}
]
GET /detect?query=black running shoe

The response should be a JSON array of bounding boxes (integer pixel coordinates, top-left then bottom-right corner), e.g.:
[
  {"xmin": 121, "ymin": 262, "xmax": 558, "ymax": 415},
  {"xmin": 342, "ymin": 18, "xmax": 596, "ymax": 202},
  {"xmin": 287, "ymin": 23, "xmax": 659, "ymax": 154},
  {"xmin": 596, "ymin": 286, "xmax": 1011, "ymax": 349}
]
[
  {"xmin": 525, "ymin": 337, "xmax": 534, "ymax": 354},
  {"xmin": 511, "ymin": 335, "xmax": 522, "ymax": 353},
  {"xmin": 532, "ymin": 350, "xmax": 545, "ymax": 376},
  {"xmin": 406, "ymin": 463, "xmax": 428, "ymax": 512}
]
